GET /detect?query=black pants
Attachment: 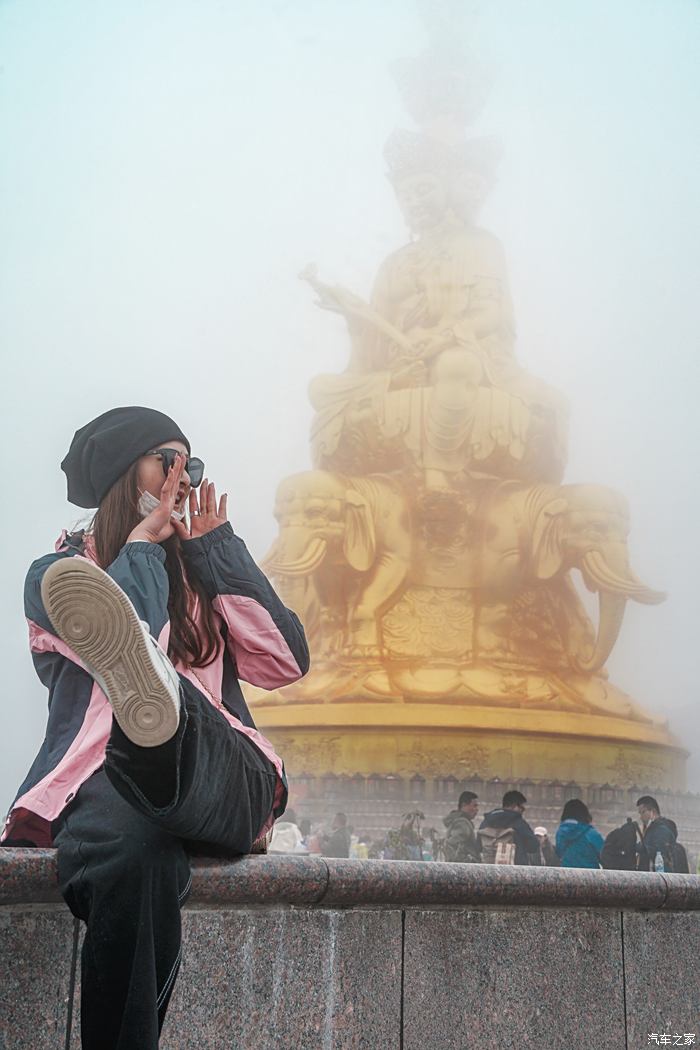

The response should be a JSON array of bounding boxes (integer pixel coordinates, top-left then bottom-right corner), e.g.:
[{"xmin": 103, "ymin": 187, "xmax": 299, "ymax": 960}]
[{"xmin": 53, "ymin": 681, "xmax": 278, "ymax": 1050}]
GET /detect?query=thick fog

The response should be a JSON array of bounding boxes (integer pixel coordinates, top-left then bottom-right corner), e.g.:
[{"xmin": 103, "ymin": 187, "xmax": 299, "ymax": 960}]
[{"xmin": 1, "ymin": 0, "xmax": 699, "ymax": 812}]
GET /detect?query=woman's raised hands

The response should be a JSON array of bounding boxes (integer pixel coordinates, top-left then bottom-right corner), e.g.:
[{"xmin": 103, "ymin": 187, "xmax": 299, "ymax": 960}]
[
  {"xmin": 182, "ymin": 479, "xmax": 228, "ymax": 539},
  {"xmin": 126, "ymin": 456, "xmax": 228, "ymax": 546}
]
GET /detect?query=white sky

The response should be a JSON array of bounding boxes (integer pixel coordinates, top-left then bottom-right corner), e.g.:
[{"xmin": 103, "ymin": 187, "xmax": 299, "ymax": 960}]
[{"xmin": 1, "ymin": 0, "xmax": 699, "ymax": 809}]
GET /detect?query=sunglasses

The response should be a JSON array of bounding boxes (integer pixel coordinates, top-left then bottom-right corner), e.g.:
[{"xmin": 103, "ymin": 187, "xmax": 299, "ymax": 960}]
[{"xmin": 145, "ymin": 448, "xmax": 205, "ymax": 488}]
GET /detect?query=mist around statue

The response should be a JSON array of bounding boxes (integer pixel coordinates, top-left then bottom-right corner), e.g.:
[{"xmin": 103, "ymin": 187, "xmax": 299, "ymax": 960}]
[
  {"xmin": 245, "ymin": 4, "xmax": 687, "ymax": 828},
  {"xmin": 1, "ymin": 1, "xmax": 699, "ymax": 814}
]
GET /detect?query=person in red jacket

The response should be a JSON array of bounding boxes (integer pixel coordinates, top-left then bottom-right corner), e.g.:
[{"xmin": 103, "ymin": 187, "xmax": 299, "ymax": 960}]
[{"xmin": 2, "ymin": 407, "xmax": 310, "ymax": 1050}]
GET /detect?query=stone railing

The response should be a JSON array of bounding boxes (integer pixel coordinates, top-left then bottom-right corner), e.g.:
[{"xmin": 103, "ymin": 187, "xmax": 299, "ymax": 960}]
[{"xmin": 2, "ymin": 849, "xmax": 699, "ymax": 1049}]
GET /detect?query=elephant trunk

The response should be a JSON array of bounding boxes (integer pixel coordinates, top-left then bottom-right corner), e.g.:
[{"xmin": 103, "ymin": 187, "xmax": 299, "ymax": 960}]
[
  {"xmin": 573, "ymin": 549, "xmax": 666, "ymax": 674},
  {"xmin": 261, "ymin": 534, "xmax": 328, "ymax": 578},
  {"xmin": 261, "ymin": 533, "xmax": 323, "ymax": 639},
  {"xmin": 573, "ymin": 589, "xmax": 628, "ymax": 674}
]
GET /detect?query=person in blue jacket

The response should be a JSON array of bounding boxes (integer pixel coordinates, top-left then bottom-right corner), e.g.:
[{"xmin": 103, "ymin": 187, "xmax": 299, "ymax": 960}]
[
  {"xmin": 556, "ymin": 798, "xmax": 605, "ymax": 868},
  {"xmin": 2, "ymin": 407, "xmax": 310, "ymax": 1050}
]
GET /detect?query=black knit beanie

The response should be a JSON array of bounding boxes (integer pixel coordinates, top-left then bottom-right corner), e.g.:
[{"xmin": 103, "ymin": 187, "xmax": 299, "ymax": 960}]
[{"xmin": 61, "ymin": 406, "xmax": 191, "ymax": 508}]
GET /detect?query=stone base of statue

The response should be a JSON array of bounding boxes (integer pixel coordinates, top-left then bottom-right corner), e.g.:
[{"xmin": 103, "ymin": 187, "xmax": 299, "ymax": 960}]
[{"xmin": 247, "ymin": 692, "xmax": 686, "ymax": 792}]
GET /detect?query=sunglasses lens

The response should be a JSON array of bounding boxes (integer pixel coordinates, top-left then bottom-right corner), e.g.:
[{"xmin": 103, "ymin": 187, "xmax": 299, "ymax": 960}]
[
  {"xmin": 159, "ymin": 450, "xmax": 176, "ymax": 474},
  {"xmin": 188, "ymin": 458, "xmax": 204, "ymax": 487}
]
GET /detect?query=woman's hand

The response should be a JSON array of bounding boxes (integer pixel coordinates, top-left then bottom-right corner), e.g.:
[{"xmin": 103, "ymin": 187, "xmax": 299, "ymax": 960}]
[
  {"xmin": 126, "ymin": 454, "xmax": 187, "ymax": 545},
  {"xmin": 179, "ymin": 478, "xmax": 228, "ymax": 539}
]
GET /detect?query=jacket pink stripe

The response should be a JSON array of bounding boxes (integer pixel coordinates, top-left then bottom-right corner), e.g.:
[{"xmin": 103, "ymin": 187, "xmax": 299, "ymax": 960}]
[
  {"xmin": 212, "ymin": 593, "xmax": 303, "ymax": 689},
  {"xmin": 4, "ymin": 680, "xmax": 112, "ymax": 838},
  {"xmin": 28, "ymin": 617, "xmax": 89, "ymax": 670}
]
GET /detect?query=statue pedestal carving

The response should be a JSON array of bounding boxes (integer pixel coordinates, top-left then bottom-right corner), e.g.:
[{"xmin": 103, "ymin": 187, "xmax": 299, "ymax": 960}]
[{"xmin": 248, "ymin": 696, "xmax": 686, "ymax": 791}]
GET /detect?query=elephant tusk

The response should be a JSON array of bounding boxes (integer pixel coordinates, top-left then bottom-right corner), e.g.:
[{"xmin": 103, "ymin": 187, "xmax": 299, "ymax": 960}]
[{"xmin": 581, "ymin": 551, "xmax": 665, "ymax": 605}]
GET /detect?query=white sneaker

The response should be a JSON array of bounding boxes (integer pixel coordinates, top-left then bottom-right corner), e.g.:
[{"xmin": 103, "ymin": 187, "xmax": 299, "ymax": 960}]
[{"xmin": 41, "ymin": 558, "xmax": 180, "ymax": 747}]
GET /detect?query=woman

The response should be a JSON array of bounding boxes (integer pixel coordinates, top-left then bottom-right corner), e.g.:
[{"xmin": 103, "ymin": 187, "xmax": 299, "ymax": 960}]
[
  {"xmin": 555, "ymin": 799, "xmax": 605, "ymax": 869},
  {"xmin": 1, "ymin": 406, "xmax": 309, "ymax": 1050}
]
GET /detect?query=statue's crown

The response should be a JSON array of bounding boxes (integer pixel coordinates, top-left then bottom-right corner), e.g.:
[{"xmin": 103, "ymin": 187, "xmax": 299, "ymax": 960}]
[
  {"xmin": 383, "ymin": 128, "xmax": 501, "ymax": 187},
  {"xmin": 390, "ymin": 45, "xmax": 490, "ymax": 131}
]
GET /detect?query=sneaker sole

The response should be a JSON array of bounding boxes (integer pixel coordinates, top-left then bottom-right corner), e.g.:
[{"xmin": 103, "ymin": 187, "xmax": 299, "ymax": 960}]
[{"xmin": 41, "ymin": 558, "xmax": 179, "ymax": 747}]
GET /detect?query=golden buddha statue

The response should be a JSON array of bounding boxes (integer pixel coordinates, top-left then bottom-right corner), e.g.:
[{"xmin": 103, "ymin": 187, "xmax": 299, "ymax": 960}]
[
  {"xmin": 306, "ymin": 129, "xmax": 567, "ymax": 491},
  {"xmin": 248, "ymin": 34, "xmax": 683, "ymax": 793}
]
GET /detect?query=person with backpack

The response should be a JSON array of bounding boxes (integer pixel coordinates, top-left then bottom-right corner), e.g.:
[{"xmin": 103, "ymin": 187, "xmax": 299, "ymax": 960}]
[
  {"xmin": 636, "ymin": 795, "xmax": 689, "ymax": 873},
  {"xmin": 443, "ymin": 791, "xmax": 482, "ymax": 863},
  {"xmin": 479, "ymin": 790, "xmax": 540, "ymax": 865},
  {"xmin": 555, "ymin": 799, "xmax": 604, "ymax": 868}
]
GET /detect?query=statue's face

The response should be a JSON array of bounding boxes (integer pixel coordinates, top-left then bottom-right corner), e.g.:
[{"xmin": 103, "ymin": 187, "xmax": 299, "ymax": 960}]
[{"xmin": 393, "ymin": 172, "xmax": 449, "ymax": 233}]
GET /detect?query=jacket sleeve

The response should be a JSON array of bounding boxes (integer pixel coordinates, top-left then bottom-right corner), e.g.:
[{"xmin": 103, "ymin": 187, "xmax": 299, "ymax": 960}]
[
  {"xmin": 642, "ymin": 821, "xmax": 676, "ymax": 860},
  {"xmin": 516, "ymin": 818, "xmax": 541, "ymax": 857},
  {"xmin": 587, "ymin": 827, "xmax": 605, "ymax": 857},
  {"xmin": 180, "ymin": 522, "xmax": 310, "ymax": 689},
  {"xmin": 25, "ymin": 552, "xmax": 67, "ymax": 636},
  {"xmin": 445, "ymin": 821, "xmax": 468, "ymax": 855},
  {"xmin": 447, "ymin": 820, "xmax": 480, "ymax": 861},
  {"xmin": 25, "ymin": 543, "xmax": 171, "ymax": 653},
  {"xmin": 106, "ymin": 541, "xmax": 170, "ymax": 641},
  {"xmin": 465, "ymin": 823, "xmax": 481, "ymax": 861}
]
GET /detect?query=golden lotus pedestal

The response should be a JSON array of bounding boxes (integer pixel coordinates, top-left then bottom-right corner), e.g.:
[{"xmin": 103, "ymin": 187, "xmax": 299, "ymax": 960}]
[{"xmin": 250, "ymin": 700, "xmax": 687, "ymax": 792}]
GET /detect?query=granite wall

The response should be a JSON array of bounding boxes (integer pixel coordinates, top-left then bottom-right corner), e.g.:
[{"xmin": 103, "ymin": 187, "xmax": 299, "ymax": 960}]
[{"xmin": 2, "ymin": 851, "xmax": 698, "ymax": 1050}]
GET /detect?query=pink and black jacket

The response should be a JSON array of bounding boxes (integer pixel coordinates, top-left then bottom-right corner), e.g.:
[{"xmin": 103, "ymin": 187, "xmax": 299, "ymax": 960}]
[{"xmin": 2, "ymin": 522, "xmax": 309, "ymax": 847}]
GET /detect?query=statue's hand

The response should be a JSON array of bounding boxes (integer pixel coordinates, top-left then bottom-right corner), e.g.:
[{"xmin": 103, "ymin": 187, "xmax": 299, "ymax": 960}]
[{"xmin": 300, "ymin": 265, "xmax": 369, "ymax": 318}]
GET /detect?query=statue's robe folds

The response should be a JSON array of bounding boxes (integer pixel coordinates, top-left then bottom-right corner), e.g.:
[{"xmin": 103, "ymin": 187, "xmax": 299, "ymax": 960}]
[{"xmin": 309, "ymin": 226, "xmax": 568, "ymax": 482}]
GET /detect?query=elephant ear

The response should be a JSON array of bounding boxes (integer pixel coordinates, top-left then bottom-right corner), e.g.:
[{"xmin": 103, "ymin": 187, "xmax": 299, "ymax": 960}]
[
  {"xmin": 344, "ymin": 490, "xmax": 376, "ymax": 572},
  {"xmin": 531, "ymin": 497, "xmax": 568, "ymax": 580}
]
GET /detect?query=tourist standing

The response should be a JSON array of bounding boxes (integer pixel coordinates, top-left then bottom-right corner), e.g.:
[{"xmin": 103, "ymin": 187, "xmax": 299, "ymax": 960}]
[
  {"xmin": 534, "ymin": 826, "xmax": 559, "ymax": 866},
  {"xmin": 321, "ymin": 812, "xmax": 353, "ymax": 858},
  {"xmin": 443, "ymin": 791, "xmax": 482, "ymax": 863},
  {"xmin": 479, "ymin": 790, "xmax": 540, "ymax": 865},
  {"xmin": 269, "ymin": 808, "xmax": 306, "ymax": 853},
  {"xmin": 636, "ymin": 795, "xmax": 688, "ymax": 872},
  {"xmin": 555, "ymin": 800, "xmax": 604, "ymax": 868}
]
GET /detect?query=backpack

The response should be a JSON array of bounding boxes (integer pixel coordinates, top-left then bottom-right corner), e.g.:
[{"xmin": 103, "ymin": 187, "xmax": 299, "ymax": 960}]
[
  {"xmin": 670, "ymin": 842, "xmax": 690, "ymax": 874},
  {"xmin": 479, "ymin": 825, "xmax": 516, "ymax": 865},
  {"xmin": 600, "ymin": 821, "xmax": 639, "ymax": 870}
]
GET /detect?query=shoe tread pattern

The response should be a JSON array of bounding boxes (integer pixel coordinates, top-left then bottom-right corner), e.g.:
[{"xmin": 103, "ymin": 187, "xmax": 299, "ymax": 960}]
[{"xmin": 41, "ymin": 559, "xmax": 179, "ymax": 747}]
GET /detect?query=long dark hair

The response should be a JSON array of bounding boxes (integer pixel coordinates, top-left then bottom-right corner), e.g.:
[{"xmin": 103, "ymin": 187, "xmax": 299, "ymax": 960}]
[{"xmin": 90, "ymin": 462, "xmax": 220, "ymax": 668}]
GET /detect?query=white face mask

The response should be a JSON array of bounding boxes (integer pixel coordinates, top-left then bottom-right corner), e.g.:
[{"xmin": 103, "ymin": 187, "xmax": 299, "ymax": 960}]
[{"xmin": 137, "ymin": 489, "xmax": 186, "ymax": 522}]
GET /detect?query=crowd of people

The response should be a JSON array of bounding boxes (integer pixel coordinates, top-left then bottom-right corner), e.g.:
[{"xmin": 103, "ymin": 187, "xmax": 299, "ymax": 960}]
[
  {"xmin": 269, "ymin": 809, "xmax": 355, "ymax": 857},
  {"xmin": 442, "ymin": 789, "xmax": 689, "ymax": 870},
  {"xmin": 272, "ymin": 791, "xmax": 691, "ymax": 872}
]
